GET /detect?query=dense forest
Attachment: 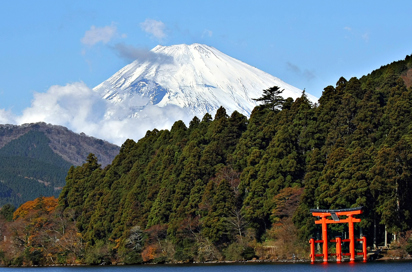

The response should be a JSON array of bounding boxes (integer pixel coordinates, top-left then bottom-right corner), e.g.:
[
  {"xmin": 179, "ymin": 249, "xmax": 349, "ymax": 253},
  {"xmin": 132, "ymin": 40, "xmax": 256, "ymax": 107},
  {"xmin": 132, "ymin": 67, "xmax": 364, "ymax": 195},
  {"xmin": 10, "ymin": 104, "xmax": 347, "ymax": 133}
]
[
  {"xmin": 0, "ymin": 124, "xmax": 120, "ymax": 208},
  {"xmin": 0, "ymin": 131, "xmax": 72, "ymax": 207},
  {"xmin": 1, "ymin": 54, "xmax": 412, "ymax": 266}
]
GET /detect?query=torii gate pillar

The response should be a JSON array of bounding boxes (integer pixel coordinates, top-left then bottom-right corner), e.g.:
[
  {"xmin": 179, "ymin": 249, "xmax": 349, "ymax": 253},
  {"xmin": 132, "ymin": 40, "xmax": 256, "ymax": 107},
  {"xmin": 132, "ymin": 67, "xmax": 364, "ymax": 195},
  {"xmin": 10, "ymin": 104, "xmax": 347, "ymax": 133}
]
[{"xmin": 309, "ymin": 207, "xmax": 366, "ymax": 262}]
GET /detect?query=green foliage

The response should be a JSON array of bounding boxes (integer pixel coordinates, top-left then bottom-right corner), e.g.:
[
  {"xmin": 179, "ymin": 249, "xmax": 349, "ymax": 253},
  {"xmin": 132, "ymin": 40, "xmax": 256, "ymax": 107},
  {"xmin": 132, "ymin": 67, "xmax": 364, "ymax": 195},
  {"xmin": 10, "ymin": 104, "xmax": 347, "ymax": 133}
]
[
  {"xmin": 0, "ymin": 130, "xmax": 72, "ymax": 169},
  {"xmin": 121, "ymin": 250, "xmax": 143, "ymax": 265},
  {"xmin": 241, "ymin": 246, "xmax": 256, "ymax": 260},
  {"xmin": 84, "ymin": 240, "xmax": 111, "ymax": 265},
  {"xmin": 0, "ymin": 130, "xmax": 72, "ymax": 207},
  {"xmin": 201, "ymin": 179, "xmax": 235, "ymax": 244},
  {"xmin": 224, "ymin": 242, "xmax": 255, "ymax": 261},
  {"xmin": 0, "ymin": 203, "xmax": 15, "ymax": 221},
  {"xmin": 224, "ymin": 242, "xmax": 243, "ymax": 261},
  {"xmin": 11, "ymin": 256, "xmax": 23, "ymax": 266},
  {"xmin": 24, "ymin": 247, "xmax": 44, "ymax": 266},
  {"xmin": 174, "ymin": 238, "xmax": 196, "ymax": 262},
  {"xmin": 405, "ymin": 240, "xmax": 412, "ymax": 255},
  {"xmin": 252, "ymin": 86, "xmax": 286, "ymax": 111}
]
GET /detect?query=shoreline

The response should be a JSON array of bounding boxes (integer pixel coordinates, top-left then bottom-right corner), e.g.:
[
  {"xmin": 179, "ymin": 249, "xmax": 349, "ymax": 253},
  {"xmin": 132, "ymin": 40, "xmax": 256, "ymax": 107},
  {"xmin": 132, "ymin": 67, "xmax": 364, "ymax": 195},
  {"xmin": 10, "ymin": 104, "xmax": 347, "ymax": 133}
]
[{"xmin": 4, "ymin": 256, "xmax": 412, "ymax": 268}]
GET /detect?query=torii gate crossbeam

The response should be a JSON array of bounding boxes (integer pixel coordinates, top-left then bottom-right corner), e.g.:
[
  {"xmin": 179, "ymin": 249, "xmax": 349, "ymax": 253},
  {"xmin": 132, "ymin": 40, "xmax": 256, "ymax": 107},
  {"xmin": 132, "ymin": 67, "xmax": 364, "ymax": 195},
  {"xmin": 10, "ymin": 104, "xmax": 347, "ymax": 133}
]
[{"xmin": 309, "ymin": 207, "xmax": 367, "ymax": 262}]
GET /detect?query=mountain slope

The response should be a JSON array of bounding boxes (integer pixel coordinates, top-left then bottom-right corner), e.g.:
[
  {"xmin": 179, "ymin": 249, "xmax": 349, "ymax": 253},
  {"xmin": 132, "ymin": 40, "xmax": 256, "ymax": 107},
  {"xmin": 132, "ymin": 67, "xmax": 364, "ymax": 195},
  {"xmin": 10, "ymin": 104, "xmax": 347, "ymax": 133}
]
[
  {"xmin": 0, "ymin": 122, "xmax": 120, "ymax": 167},
  {"xmin": 0, "ymin": 130, "xmax": 72, "ymax": 169},
  {"xmin": 94, "ymin": 43, "xmax": 317, "ymax": 119},
  {"xmin": 0, "ymin": 130, "xmax": 70, "ymax": 207},
  {"xmin": 0, "ymin": 123, "xmax": 120, "ymax": 207}
]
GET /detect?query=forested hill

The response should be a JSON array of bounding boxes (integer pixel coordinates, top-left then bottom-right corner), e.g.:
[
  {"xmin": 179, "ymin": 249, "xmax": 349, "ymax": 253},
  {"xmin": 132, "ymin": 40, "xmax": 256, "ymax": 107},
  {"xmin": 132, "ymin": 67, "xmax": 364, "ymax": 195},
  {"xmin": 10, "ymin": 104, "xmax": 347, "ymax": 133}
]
[
  {"xmin": 0, "ymin": 130, "xmax": 71, "ymax": 207},
  {"xmin": 51, "ymin": 53, "xmax": 412, "ymax": 263},
  {"xmin": 0, "ymin": 123, "xmax": 120, "ymax": 207},
  {"xmin": 0, "ymin": 122, "xmax": 120, "ymax": 166}
]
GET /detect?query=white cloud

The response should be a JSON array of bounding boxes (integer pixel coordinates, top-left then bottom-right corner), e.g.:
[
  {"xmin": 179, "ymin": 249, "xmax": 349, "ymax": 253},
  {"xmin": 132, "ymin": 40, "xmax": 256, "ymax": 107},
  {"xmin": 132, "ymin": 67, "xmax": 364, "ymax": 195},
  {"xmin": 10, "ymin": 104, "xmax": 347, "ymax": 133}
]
[
  {"xmin": 344, "ymin": 26, "xmax": 352, "ymax": 31},
  {"xmin": 17, "ymin": 82, "xmax": 105, "ymax": 131},
  {"xmin": 140, "ymin": 19, "xmax": 167, "ymax": 41},
  {"xmin": 81, "ymin": 24, "xmax": 118, "ymax": 46},
  {"xmin": 4, "ymin": 82, "xmax": 189, "ymax": 145},
  {"xmin": 0, "ymin": 109, "xmax": 15, "ymax": 124},
  {"xmin": 202, "ymin": 29, "xmax": 213, "ymax": 38}
]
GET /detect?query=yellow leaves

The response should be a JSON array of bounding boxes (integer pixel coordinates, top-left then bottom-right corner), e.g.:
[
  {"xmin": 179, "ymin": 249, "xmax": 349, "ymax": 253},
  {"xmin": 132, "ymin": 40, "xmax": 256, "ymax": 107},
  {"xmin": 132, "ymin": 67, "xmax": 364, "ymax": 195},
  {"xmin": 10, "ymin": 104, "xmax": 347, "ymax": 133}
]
[
  {"xmin": 13, "ymin": 199, "xmax": 36, "ymax": 220},
  {"xmin": 29, "ymin": 246, "xmax": 43, "ymax": 253},
  {"xmin": 113, "ymin": 238, "xmax": 121, "ymax": 250},
  {"xmin": 13, "ymin": 196, "xmax": 58, "ymax": 220},
  {"xmin": 2, "ymin": 196, "xmax": 85, "ymax": 265}
]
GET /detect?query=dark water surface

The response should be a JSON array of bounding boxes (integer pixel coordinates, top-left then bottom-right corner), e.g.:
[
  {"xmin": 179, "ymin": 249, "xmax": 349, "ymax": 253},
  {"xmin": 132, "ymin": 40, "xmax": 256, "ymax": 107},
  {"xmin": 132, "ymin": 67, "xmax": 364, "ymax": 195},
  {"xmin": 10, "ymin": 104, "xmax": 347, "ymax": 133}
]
[{"xmin": 0, "ymin": 261, "xmax": 411, "ymax": 272}]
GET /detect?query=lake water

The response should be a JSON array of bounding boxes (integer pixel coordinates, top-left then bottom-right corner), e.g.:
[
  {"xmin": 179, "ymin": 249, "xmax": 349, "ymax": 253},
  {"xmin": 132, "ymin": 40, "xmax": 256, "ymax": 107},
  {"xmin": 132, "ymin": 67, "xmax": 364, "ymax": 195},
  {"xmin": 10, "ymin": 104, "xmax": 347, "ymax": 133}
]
[{"xmin": 0, "ymin": 261, "xmax": 411, "ymax": 272}]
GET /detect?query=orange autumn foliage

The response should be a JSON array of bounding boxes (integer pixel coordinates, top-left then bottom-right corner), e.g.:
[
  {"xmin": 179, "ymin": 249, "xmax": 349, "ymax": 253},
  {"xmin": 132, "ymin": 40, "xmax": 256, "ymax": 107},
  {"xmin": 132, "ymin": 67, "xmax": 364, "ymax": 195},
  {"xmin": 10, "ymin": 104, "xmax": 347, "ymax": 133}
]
[
  {"xmin": 141, "ymin": 244, "xmax": 158, "ymax": 262},
  {"xmin": 13, "ymin": 196, "xmax": 58, "ymax": 220}
]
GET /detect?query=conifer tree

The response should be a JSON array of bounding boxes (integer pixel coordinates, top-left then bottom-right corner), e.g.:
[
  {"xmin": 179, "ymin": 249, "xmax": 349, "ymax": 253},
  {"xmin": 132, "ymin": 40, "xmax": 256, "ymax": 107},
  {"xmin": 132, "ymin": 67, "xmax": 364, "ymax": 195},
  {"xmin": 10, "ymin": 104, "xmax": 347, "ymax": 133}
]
[
  {"xmin": 201, "ymin": 179, "xmax": 235, "ymax": 244},
  {"xmin": 252, "ymin": 86, "xmax": 286, "ymax": 111}
]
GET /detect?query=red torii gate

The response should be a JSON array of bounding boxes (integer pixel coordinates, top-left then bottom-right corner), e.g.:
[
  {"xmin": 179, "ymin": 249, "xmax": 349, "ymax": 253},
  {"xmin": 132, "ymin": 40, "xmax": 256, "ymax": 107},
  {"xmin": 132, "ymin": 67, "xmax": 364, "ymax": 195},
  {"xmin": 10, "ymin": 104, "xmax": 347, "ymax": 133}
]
[{"xmin": 309, "ymin": 207, "xmax": 367, "ymax": 262}]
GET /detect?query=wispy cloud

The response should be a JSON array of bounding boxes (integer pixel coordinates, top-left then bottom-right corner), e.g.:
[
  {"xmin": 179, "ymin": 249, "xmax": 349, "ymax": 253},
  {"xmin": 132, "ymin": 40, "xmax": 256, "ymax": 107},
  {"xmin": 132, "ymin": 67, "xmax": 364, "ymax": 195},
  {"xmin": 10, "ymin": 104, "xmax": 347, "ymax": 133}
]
[
  {"xmin": 202, "ymin": 29, "xmax": 213, "ymax": 38},
  {"xmin": 343, "ymin": 26, "xmax": 369, "ymax": 42},
  {"xmin": 362, "ymin": 32, "xmax": 369, "ymax": 42},
  {"xmin": 287, "ymin": 62, "xmax": 316, "ymax": 81},
  {"xmin": 112, "ymin": 43, "xmax": 174, "ymax": 63},
  {"xmin": 140, "ymin": 19, "xmax": 167, "ymax": 41},
  {"xmin": 81, "ymin": 23, "xmax": 118, "ymax": 46}
]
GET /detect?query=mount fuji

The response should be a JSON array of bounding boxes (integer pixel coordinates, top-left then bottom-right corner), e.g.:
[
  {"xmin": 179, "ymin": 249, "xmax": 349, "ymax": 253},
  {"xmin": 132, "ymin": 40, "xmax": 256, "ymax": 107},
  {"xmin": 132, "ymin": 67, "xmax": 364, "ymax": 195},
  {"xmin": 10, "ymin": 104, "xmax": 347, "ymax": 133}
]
[{"xmin": 94, "ymin": 44, "xmax": 317, "ymax": 121}]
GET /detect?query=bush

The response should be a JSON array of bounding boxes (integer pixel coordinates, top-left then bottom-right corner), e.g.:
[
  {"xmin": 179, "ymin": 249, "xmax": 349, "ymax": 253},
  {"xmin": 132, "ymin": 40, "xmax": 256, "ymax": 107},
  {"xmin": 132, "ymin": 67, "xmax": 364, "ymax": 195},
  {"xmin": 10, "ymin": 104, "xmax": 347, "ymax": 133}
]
[
  {"xmin": 24, "ymin": 248, "xmax": 43, "ymax": 266},
  {"xmin": 122, "ymin": 250, "xmax": 143, "ymax": 265},
  {"xmin": 224, "ymin": 242, "xmax": 243, "ymax": 261},
  {"xmin": 11, "ymin": 256, "xmax": 23, "ymax": 266},
  {"xmin": 241, "ymin": 246, "xmax": 256, "ymax": 260},
  {"xmin": 404, "ymin": 241, "xmax": 412, "ymax": 255},
  {"xmin": 174, "ymin": 248, "xmax": 193, "ymax": 263},
  {"xmin": 0, "ymin": 250, "xmax": 11, "ymax": 266},
  {"xmin": 84, "ymin": 241, "xmax": 111, "ymax": 265},
  {"xmin": 57, "ymin": 253, "xmax": 67, "ymax": 264},
  {"xmin": 224, "ymin": 242, "xmax": 256, "ymax": 261},
  {"xmin": 153, "ymin": 256, "xmax": 167, "ymax": 264}
]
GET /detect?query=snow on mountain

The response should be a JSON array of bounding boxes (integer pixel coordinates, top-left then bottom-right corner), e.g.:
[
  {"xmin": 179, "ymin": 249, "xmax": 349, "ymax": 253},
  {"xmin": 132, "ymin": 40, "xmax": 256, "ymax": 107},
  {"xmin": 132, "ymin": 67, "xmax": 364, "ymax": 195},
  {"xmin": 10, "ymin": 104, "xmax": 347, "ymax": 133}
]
[{"xmin": 94, "ymin": 43, "xmax": 317, "ymax": 121}]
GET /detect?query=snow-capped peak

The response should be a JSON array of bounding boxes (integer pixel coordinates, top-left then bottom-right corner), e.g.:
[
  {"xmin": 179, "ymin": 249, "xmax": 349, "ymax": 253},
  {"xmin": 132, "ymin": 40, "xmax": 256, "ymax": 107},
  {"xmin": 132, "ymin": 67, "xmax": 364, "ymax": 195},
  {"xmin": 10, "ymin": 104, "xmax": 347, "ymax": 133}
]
[{"xmin": 93, "ymin": 43, "xmax": 317, "ymax": 120}]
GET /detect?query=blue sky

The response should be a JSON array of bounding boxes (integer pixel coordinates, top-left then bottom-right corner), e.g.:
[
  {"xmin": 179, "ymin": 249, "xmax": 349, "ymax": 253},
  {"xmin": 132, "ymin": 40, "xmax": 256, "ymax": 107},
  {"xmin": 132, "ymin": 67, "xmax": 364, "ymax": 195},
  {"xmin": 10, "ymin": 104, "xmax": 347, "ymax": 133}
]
[{"xmin": 0, "ymin": 0, "xmax": 411, "ymax": 143}]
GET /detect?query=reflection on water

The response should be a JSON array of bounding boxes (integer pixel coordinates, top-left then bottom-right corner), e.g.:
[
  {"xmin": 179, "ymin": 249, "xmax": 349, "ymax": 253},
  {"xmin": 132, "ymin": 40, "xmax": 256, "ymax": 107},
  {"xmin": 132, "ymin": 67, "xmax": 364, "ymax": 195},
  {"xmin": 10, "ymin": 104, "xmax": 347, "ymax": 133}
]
[{"xmin": 0, "ymin": 261, "xmax": 411, "ymax": 272}]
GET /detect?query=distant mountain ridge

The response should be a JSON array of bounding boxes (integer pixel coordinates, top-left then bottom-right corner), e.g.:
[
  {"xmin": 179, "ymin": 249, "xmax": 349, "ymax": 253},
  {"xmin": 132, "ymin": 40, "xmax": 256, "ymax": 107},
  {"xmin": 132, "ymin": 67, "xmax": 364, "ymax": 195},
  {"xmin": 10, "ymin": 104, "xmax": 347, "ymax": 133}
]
[
  {"xmin": 0, "ymin": 122, "xmax": 120, "ymax": 207},
  {"xmin": 0, "ymin": 130, "xmax": 71, "ymax": 206},
  {"xmin": 0, "ymin": 122, "xmax": 120, "ymax": 167},
  {"xmin": 0, "ymin": 130, "xmax": 72, "ymax": 169},
  {"xmin": 94, "ymin": 43, "xmax": 317, "ymax": 120}
]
